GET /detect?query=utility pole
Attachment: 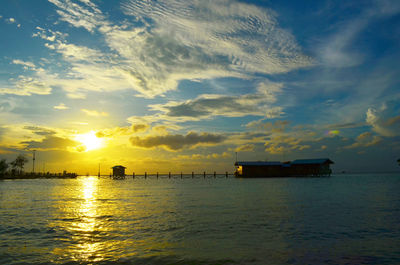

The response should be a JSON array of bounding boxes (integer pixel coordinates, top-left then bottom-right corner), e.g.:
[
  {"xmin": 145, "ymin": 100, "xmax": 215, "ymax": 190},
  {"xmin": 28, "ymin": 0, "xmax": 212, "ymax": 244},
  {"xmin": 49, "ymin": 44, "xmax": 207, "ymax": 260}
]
[{"xmin": 32, "ymin": 150, "xmax": 36, "ymax": 173}]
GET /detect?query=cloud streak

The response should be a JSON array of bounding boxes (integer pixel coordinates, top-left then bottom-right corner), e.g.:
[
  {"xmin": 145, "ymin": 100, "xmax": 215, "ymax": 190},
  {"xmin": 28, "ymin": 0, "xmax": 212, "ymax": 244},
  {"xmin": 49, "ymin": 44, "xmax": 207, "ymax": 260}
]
[
  {"xmin": 81, "ymin": 108, "xmax": 109, "ymax": 117},
  {"xmin": 130, "ymin": 131, "xmax": 226, "ymax": 151}
]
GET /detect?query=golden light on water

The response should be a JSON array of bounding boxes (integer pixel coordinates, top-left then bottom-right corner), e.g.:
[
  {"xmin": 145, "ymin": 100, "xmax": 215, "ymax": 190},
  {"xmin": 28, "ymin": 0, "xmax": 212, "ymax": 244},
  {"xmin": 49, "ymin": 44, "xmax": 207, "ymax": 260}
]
[
  {"xmin": 64, "ymin": 176, "xmax": 106, "ymax": 262},
  {"xmin": 75, "ymin": 177, "xmax": 102, "ymax": 261},
  {"xmin": 75, "ymin": 131, "xmax": 104, "ymax": 151}
]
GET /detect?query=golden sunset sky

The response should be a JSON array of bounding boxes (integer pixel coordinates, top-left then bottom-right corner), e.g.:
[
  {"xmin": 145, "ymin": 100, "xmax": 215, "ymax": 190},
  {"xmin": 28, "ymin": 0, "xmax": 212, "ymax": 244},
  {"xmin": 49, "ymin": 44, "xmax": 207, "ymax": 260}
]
[{"xmin": 1, "ymin": 0, "xmax": 400, "ymax": 174}]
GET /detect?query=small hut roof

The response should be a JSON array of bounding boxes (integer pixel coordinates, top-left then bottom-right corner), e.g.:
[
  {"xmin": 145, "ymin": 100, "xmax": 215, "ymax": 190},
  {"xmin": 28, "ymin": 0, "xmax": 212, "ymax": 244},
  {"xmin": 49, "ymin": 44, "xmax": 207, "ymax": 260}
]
[{"xmin": 112, "ymin": 165, "xmax": 126, "ymax": 169}]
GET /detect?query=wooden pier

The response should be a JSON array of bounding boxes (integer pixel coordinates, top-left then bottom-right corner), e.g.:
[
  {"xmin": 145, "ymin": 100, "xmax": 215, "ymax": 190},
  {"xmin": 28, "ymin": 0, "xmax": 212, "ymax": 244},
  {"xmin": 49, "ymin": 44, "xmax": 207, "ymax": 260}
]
[{"xmin": 104, "ymin": 172, "xmax": 234, "ymax": 179}]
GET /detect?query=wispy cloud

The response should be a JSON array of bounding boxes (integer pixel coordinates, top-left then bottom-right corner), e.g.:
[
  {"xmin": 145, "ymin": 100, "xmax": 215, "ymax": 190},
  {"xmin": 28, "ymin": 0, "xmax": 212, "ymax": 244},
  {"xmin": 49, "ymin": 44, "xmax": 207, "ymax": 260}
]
[
  {"xmin": 12, "ymin": 60, "xmax": 36, "ymax": 69},
  {"xmin": 81, "ymin": 108, "xmax": 109, "ymax": 117},
  {"xmin": 235, "ymin": 144, "xmax": 255, "ymax": 152},
  {"xmin": 0, "ymin": 76, "xmax": 52, "ymax": 96},
  {"xmin": 54, "ymin": 103, "xmax": 69, "ymax": 110},
  {"xmin": 23, "ymin": 126, "xmax": 57, "ymax": 136},
  {"xmin": 366, "ymin": 103, "xmax": 400, "ymax": 137},
  {"xmin": 41, "ymin": 0, "xmax": 312, "ymax": 98},
  {"xmin": 48, "ymin": 0, "xmax": 105, "ymax": 32},
  {"xmin": 344, "ymin": 131, "xmax": 382, "ymax": 149},
  {"xmin": 317, "ymin": 0, "xmax": 400, "ymax": 68}
]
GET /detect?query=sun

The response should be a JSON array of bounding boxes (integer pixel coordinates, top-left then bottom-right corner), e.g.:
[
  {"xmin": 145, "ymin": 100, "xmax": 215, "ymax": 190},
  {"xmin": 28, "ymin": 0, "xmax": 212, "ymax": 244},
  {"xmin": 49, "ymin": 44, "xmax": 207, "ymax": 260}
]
[{"xmin": 75, "ymin": 131, "xmax": 104, "ymax": 151}]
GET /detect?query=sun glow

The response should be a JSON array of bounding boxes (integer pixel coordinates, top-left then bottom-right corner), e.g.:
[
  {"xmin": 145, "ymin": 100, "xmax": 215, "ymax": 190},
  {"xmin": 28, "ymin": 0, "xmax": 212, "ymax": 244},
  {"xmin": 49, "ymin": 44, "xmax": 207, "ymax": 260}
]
[{"xmin": 75, "ymin": 131, "xmax": 104, "ymax": 151}]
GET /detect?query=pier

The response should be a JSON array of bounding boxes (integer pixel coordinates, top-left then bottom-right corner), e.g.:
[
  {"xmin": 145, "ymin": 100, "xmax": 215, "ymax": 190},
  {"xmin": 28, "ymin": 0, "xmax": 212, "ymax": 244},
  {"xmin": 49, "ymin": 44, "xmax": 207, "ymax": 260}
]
[{"xmin": 104, "ymin": 172, "xmax": 234, "ymax": 179}]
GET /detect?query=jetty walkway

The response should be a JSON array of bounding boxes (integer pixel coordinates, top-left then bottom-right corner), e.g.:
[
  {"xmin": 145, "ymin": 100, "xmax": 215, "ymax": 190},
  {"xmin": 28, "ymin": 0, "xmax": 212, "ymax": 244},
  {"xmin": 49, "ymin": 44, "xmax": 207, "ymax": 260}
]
[{"xmin": 98, "ymin": 172, "xmax": 235, "ymax": 179}]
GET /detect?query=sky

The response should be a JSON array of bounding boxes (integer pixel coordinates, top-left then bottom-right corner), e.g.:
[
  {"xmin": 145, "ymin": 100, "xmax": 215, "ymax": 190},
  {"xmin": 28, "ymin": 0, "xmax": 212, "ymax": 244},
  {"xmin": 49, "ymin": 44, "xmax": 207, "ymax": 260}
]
[{"xmin": 0, "ymin": 0, "xmax": 399, "ymax": 174}]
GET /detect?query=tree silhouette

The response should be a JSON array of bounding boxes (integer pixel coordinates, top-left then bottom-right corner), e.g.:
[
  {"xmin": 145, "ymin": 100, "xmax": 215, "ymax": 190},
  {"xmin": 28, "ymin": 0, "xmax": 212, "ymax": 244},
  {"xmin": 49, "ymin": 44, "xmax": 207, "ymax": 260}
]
[
  {"xmin": 0, "ymin": 159, "xmax": 8, "ymax": 176},
  {"xmin": 11, "ymin": 155, "xmax": 28, "ymax": 175}
]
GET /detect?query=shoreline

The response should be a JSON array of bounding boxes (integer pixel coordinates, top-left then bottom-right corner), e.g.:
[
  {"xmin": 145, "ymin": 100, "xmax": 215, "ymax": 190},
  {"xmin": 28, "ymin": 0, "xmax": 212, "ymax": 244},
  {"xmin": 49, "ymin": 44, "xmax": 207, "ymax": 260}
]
[{"xmin": 0, "ymin": 172, "xmax": 77, "ymax": 179}]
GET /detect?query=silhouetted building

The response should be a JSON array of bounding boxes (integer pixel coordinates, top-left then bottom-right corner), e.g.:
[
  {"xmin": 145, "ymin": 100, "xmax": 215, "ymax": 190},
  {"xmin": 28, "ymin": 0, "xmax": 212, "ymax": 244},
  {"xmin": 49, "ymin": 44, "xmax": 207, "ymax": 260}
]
[
  {"xmin": 112, "ymin": 165, "xmax": 126, "ymax": 179},
  {"xmin": 235, "ymin": 158, "xmax": 333, "ymax": 178}
]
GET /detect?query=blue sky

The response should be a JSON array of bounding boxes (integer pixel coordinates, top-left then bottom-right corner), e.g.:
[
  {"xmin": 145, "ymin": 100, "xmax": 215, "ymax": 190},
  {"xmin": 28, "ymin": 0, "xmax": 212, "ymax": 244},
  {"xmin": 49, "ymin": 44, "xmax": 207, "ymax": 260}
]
[{"xmin": 0, "ymin": 0, "xmax": 399, "ymax": 174}]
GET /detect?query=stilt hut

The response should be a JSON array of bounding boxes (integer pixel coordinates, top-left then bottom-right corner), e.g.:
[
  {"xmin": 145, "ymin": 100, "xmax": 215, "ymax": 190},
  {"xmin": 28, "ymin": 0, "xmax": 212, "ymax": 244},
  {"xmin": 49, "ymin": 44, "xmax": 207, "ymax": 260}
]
[{"xmin": 112, "ymin": 165, "xmax": 126, "ymax": 179}]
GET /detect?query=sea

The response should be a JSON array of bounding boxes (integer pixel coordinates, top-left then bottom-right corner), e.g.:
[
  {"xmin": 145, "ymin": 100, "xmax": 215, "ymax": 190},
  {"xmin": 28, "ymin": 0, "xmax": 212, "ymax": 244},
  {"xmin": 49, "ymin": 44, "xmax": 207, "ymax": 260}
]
[{"xmin": 1, "ymin": 173, "xmax": 400, "ymax": 265}]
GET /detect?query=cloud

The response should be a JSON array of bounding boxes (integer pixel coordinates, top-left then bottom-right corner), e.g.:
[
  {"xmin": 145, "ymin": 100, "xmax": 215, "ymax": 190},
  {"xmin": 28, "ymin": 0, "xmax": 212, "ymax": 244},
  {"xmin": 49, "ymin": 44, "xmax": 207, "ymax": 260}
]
[
  {"xmin": 48, "ymin": 0, "xmax": 105, "ymax": 32},
  {"xmin": 246, "ymin": 120, "xmax": 289, "ymax": 132},
  {"xmin": 366, "ymin": 105, "xmax": 400, "ymax": 137},
  {"xmin": 44, "ymin": 0, "xmax": 312, "ymax": 98},
  {"xmin": 81, "ymin": 108, "xmax": 109, "ymax": 117},
  {"xmin": 23, "ymin": 126, "xmax": 57, "ymax": 136},
  {"xmin": 176, "ymin": 151, "xmax": 232, "ymax": 161},
  {"xmin": 0, "ymin": 76, "xmax": 52, "ymax": 96},
  {"xmin": 326, "ymin": 122, "xmax": 365, "ymax": 130},
  {"xmin": 54, "ymin": 103, "xmax": 69, "ymax": 110},
  {"xmin": 235, "ymin": 144, "xmax": 255, "ymax": 152},
  {"xmin": 317, "ymin": 0, "xmax": 400, "ymax": 68},
  {"xmin": 344, "ymin": 132, "xmax": 382, "ymax": 149},
  {"xmin": 47, "ymin": 42, "xmax": 104, "ymax": 62},
  {"xmin": 149, "ymin": 81, "xmax": 284, "ymax": 121},
  {"xmin": 0, "ymin": 98, "xmax": 17, "ymax": 112},
  {"xmin": 263, "ymin": 133, "xmax": 315, "ymax": 154},
  {"xmin": 33, "ymin": 27, "xmax": 67, "ymax": 42},
  {"xmin": 132, "ymin": 124, "xmax": 149, "ymax": 133},
  {"xmin": 12, "ymin": 59, "xmax": 36, "ymax": 69},
  {"xmin": 21, "ymin": 135, "xmax": 80, "ymax": 150},
  {"xmin": 95, "ymin": 126, "xmax": 134, "ymax": 138},
  {"xmin": 129, "ymin": 131, "xmax": 226, "ymax": 151}
]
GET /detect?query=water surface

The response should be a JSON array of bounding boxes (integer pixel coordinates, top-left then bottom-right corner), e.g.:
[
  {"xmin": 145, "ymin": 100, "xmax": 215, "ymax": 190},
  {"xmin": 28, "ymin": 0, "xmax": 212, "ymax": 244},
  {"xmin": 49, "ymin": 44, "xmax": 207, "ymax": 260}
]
[{"xmin": 1, "ymin": 173, "xmax": 399, "ymax": 264}]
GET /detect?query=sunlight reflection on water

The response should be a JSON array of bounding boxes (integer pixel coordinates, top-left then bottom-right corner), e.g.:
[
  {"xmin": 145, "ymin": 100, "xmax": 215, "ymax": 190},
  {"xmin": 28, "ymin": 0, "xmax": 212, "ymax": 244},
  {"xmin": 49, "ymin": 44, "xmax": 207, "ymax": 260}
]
[{"xmin": 51, "ymin": 176, "xmax": 107, "ymax": 263}]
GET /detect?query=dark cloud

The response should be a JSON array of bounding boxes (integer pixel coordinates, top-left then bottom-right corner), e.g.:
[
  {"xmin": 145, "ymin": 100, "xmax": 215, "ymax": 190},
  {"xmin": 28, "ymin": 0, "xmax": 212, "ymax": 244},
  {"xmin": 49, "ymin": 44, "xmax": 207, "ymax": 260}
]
[
  {"xmin": 132, "ymin": 124, "xmax": 149, "ymax": 133},
  {"xmin": 161, "ymin": 96, "xmax": 257, "ymax": 118},
  {"xmin": 21, "ymin": 135, "xmax": 79, "ymax": 150},
  {"xmin": 130, "ymin": 131, "xmax": 226, "ymax": 151},
  {"xmin": 23, "ymin": 126, "xmax": 56, "ymax": 136},
  {"xmin": 246, "ymin": 120, "xmax": 289, "ymax": 132},
  {"xmin": 150, "ymin": 82, "xmax": 283, "ymax": 120},
  {"xmin": 326, "ymin": 122, "xmax": 365, "ymax": 129}
]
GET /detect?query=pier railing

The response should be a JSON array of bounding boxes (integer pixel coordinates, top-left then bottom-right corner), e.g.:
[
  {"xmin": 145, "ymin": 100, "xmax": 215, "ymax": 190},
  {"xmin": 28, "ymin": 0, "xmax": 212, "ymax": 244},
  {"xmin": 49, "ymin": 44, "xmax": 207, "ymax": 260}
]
[{"xmin": 104, "ymin": 172, "xmax": 235, "ymax": 179}]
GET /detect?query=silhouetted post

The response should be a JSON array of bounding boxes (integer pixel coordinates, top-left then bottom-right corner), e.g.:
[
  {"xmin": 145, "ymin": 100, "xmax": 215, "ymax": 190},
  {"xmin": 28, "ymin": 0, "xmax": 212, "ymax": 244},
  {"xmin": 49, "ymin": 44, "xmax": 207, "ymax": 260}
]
[
  {"xmin": 132, "ymin": 172, "xmax": 135, "ymax": 179},
  {"xmin": 180, "ymin": 172, "xmax": 183, "ymax": 178},
  {"xmin": 192, "ymin": 172, "xmax": 194, "ymax": 178},
  {"xmin": 214, "ymin": 171, "xmax": 216, "ymax": 178},
  {"xmin": 109, "ymin": 173, "xmax": 112, "ymax": 178},
  {"xmin": 145, "ymin": 172, "xmax": 147, "ymax": 179},
  {"xmin": 226, "ymin": 171, "xmax": 228, "ymax": 178},
  {"xmin": 203, "ymin": 171, "xmax": 206, "ymax": 178},
  {"xmin": 169, "ymin": 172, "xmax": 171, "ymax": 178},
  {"xmin": 32, "ymin": 150, "xmax": 36, "ymax": 174},
  {"xmin": 157, "ymin": 172, "xmax": 159, "ymax": 179}
]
